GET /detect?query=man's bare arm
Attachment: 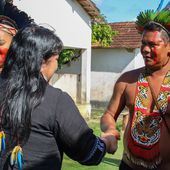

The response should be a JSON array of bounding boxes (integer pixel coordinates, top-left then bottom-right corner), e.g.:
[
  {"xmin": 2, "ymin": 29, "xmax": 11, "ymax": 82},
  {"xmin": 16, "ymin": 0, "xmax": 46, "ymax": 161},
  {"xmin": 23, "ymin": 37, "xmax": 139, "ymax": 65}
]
[{"xmin": 100, "ymin": 75, "xmax": 127, "ymax": 153}]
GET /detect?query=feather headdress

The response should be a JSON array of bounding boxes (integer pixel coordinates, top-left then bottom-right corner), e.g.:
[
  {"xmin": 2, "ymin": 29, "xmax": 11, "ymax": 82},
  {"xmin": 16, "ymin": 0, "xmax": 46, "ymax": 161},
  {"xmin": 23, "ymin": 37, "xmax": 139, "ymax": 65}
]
[
  {"xmin": 0, "ymin": 0, "xmax": 33, "ymax": 29},
  {"xmin": 136, "ymin": 1, "xmax": 170, "ymax": 36},
  {"xmin": 136, "ymin": 10, "xmax": 170, "ymax": 35}
]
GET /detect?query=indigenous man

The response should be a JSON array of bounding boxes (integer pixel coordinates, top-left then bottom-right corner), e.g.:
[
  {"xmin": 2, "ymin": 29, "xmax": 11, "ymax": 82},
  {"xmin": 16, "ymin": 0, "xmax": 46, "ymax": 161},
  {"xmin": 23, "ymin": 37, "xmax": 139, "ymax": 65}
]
[{"xmin": 100, "ymin": 9, "xmax": 170, "ymax": 170}]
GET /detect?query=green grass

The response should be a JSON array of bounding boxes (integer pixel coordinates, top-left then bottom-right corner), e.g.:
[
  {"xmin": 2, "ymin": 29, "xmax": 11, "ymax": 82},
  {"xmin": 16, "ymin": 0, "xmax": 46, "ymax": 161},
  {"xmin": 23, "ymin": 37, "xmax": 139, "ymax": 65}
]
[{"xmin": 62, "ymin": 111, "xmax": 123, "ymax": 170}]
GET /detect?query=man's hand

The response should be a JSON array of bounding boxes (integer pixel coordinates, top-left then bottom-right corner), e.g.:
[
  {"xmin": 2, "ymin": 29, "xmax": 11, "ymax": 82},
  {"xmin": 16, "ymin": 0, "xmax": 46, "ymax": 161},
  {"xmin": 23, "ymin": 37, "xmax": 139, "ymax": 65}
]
[{"xmin": 100, "ymin": 129, "xmax": 120, "ymax": 154}]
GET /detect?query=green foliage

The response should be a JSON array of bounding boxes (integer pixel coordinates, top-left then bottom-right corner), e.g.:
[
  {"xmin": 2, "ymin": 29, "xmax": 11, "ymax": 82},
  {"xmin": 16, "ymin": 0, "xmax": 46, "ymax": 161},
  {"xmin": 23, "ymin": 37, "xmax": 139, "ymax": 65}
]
[
  {"xmin": 92, "ymin": 22, "xmax": 118, "ymax": 47},
  {"xmin": 58, "ymin": 49, "xmax": 81, "ymax": 69},
  {"xmin": 58, "ymin": 15, "xmax": 118, "ymax": 68}
]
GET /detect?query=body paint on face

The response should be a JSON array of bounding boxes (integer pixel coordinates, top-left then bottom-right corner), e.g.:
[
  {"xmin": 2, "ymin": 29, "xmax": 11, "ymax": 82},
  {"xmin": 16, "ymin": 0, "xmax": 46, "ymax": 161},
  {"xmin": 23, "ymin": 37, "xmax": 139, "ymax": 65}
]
[
  {"xmin": 152, "ymin": 32, "xmax": 159, "ymax": 65},
  {"xmin": 0, "ymin": 48, "xmax": 8, "ymax": 65},
  {"xmin": 152, "ymin": 47, "xmax": 158, "ymax": 65}
]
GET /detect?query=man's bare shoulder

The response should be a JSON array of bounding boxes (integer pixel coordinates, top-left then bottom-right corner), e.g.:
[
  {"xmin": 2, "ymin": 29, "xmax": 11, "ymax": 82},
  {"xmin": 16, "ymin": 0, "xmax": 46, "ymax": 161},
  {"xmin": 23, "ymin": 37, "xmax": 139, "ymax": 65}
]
[{"xmin": 117, "ymin": 67, "xmax": 145, "ymax": 83}]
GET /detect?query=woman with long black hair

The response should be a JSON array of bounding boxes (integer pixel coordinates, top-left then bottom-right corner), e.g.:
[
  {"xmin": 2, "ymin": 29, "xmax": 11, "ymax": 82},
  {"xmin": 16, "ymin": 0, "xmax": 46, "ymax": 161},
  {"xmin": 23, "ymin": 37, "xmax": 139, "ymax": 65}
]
[{"xmin": 0, "ymin": 25, "xmax": 117, "ymax": 170}]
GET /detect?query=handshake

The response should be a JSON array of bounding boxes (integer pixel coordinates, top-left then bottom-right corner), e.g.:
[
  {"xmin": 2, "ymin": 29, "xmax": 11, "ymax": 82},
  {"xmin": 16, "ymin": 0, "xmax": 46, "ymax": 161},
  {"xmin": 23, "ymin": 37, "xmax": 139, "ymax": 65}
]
[{"xmin": 100, "ymin": 129, "xmax": 120, "ymax": 154}]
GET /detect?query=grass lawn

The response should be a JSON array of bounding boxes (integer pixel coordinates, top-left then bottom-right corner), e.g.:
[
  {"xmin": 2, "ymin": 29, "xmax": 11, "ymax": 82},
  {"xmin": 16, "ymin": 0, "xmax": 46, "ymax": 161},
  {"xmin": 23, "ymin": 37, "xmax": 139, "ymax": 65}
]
[{"xmin": 62, "ymin": 111, "xmax": 123, "ymax": 170}]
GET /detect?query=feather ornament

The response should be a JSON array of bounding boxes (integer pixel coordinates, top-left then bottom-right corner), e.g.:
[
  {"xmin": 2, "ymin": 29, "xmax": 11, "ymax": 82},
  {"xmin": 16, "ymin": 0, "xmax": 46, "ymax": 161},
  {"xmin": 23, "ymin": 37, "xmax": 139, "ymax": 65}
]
[
  {"xmin": 156, "ymin": 0, "xmax": 165, "ymax": 12},
  {"xmin": 0, "ymin": 131, "xmax": 5, "ymax": 152},
  {"xmin": 136, "ymin": 10, "xmax": 170, "ymax": 34},
  {"xmin": 10, "ymin": 145, "xmax": 23, "ymax": 170}
]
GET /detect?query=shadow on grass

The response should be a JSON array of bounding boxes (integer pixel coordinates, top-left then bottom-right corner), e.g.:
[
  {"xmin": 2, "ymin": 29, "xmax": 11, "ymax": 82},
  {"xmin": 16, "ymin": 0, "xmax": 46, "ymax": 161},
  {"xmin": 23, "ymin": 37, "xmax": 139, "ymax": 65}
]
[{"xmin": 102, "ymin": 157, "xmax": 121, "ymax": 167}]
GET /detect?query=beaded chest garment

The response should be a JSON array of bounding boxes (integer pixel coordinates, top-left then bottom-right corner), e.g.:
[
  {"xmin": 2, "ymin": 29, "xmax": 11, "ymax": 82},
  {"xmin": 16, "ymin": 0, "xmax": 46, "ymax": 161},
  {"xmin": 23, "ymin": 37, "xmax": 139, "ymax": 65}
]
[{"xmin": 126, "ymin": 71, "xmax": 170, "ymax": 169}]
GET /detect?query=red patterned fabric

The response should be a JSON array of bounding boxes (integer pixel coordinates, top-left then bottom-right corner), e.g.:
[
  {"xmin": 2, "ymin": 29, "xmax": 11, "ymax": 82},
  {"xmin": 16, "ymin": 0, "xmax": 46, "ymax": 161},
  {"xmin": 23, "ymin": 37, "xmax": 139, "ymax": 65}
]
[{"xmin": 127, "ymin": 71, "xmax": 170, "ymax": 168}]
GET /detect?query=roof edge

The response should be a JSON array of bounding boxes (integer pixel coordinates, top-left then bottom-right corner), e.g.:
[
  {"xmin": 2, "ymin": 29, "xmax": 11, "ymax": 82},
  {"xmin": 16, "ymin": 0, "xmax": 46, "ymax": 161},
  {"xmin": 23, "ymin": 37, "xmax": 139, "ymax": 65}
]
[{"xmin": 77, "ymin": 0, "xmax": 101, "ymax": 18}]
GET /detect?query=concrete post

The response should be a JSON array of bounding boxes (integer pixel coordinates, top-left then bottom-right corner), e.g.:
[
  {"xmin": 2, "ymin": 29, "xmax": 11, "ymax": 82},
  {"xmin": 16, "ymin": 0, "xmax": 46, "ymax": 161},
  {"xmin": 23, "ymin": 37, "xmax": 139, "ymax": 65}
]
[{"xmin": 77, "ymin": 49, "xmax": 91, "ymax": 118}]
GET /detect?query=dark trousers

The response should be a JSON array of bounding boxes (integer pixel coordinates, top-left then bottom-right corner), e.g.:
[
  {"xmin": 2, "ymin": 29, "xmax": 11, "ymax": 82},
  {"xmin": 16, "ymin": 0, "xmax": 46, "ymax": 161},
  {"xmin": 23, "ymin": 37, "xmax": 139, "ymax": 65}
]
[{"xmin": 119, "ymin": 160, "xmax": 134, "ymax": 170}]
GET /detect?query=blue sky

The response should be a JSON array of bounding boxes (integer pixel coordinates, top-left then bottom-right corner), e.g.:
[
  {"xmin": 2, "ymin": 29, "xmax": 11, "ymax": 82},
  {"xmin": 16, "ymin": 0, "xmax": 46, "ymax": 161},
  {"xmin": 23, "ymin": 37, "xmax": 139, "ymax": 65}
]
[{"xmin": 92, "ymin": 0, "xmax": 170, "ymax": 23}]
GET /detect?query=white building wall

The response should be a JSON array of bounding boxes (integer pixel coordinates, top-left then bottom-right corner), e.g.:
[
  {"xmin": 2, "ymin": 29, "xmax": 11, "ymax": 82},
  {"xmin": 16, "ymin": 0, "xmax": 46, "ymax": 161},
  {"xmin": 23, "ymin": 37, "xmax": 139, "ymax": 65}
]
[
  {"xmin": 51, "ymin": 74, "xmax": 78, "ymax": 101},
  {"xmin": 13, "ymin": 0, "xmax": 145, "ymax": 110},
  {"xmin": 134, "ymin": 48, "xmax": 145, "ymax": 69},
  {"xmin": 51, "ymin": 58, "xmax": 81, "ymax": 102},
  {"xmin": 13, "ymin": 0, "xmax": 92, "ymax": 114},
  {"xmin": 91, "ymin": 48, "xmax": 144, "ymax": 107},
  {"xmin": 13, "ymin": 0, "xmax": 91, "ymax": 48}
]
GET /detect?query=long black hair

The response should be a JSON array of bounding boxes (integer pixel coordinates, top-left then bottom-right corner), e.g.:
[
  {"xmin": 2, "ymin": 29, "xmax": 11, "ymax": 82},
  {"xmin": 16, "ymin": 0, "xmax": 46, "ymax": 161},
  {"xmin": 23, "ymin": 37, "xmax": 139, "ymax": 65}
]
[{"xmin": 0, "ymin": 24, "xmax": 63, "ymax": 145}]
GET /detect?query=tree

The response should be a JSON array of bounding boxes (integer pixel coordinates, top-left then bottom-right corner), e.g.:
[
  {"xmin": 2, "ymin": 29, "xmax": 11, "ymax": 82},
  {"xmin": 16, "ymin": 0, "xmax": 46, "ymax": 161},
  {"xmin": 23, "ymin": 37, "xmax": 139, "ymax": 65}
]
[{"xmin": 91, "ymin": 15, "xmax": 118, "ymax": 47}]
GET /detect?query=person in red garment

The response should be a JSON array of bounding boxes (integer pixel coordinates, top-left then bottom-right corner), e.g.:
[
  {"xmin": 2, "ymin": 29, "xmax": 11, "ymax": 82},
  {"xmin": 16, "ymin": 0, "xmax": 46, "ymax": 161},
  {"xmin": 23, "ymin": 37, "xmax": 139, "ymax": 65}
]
[
  {"xmin": 0, "ymin": 0, "xmax": 33, "ymax": 72},
  {"xmin": 100, "ymin": 9, "xmax": 170, "ymax": 170}
]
